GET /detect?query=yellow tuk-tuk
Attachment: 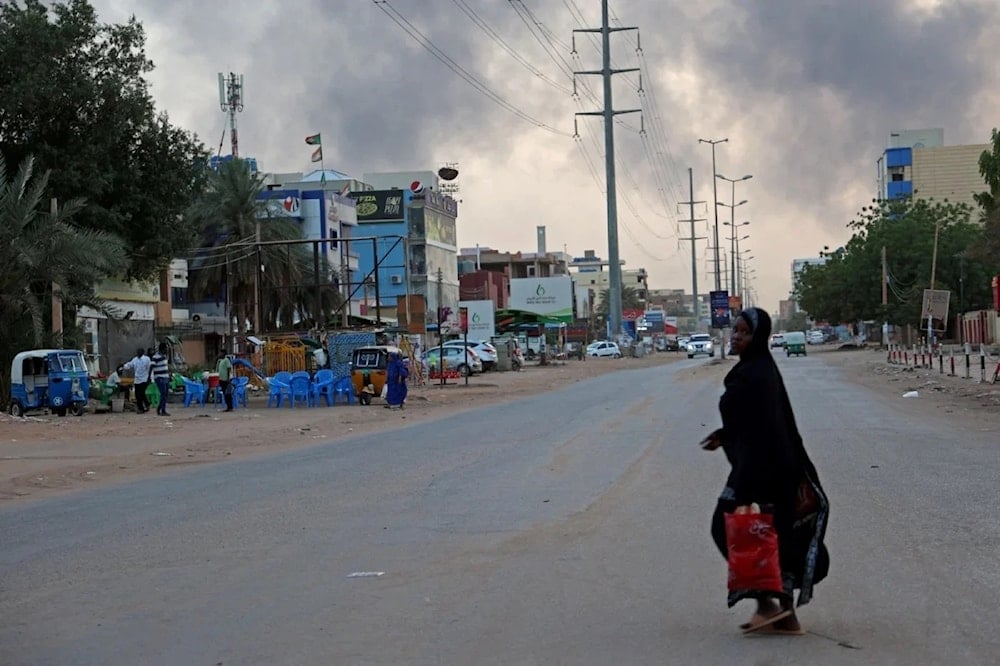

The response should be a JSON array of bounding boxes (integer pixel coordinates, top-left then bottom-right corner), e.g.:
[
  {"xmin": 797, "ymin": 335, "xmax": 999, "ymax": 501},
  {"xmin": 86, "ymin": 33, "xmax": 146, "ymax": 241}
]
[
  {"xmin": 350, "ymin": 345, "xmax": 401, "ymax": 405},
  {"xmin": 784, "ymin": 331, "xmax": 807, "ymax": 357}
]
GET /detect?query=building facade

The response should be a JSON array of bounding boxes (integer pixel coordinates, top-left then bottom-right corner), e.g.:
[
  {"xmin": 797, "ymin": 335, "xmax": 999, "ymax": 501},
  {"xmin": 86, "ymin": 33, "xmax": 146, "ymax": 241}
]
[{"xmin": 877, "ymin": 128, "xmax": 988, "ymax": 211}]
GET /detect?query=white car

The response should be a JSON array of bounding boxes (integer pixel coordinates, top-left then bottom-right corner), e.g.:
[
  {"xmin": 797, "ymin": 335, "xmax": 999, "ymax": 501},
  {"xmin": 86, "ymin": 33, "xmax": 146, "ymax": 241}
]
[
  {"xmin": 423, "ymin": 345, "xmax": 483, "ymax": 376},
  {"xmin": 588, "ymin": 341, "xmax": 622, "ymax": 358},
  {"xmin": 443, "ymin": 339, "xmax": 497, "ymax": 370},
  {"xmin": 686, "ymin": 333, "xmax": 715, "ymax": 358},
  {"xmin": 806, "ymin": 330, "xmax": 825, "ymax": 345}
]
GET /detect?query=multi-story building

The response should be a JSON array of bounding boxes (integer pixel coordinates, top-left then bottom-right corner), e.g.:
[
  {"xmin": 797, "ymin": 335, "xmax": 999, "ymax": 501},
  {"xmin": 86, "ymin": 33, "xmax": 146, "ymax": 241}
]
[
  {"xmin": 877, "ymin": 128, "xmax": 989, "ymax": 211},
  {"xmin": 568, "ymin": 249, "xmax": 648, "ymax": 319}
]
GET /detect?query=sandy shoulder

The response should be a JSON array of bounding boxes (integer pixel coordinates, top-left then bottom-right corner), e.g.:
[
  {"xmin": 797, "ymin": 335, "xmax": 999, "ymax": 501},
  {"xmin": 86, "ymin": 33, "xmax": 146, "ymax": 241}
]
[
  {"xmin": 5, "ymin": 346, "xmax": 994, "ymax": 504},
  {"xmin": 0, "ymin": 353, "xmax": 685, "ymax": 503}
]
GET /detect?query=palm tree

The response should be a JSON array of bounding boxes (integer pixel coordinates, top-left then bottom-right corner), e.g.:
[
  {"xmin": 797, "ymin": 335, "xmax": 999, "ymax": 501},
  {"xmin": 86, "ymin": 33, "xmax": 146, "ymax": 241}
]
[
  {"xmin": 185, "ymin": 159, "xmax": 342, "ymax": 332},
  {"xmin": 0, "ymin": 155, "xmax": 125, "ymax": 401}
]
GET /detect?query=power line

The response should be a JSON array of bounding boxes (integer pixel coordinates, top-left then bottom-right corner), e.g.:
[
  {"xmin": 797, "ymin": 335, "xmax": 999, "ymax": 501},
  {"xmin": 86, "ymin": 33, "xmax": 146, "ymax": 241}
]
[{"xmin": 373, "ymin": 0, "xmax": 572, "ymax": 136}]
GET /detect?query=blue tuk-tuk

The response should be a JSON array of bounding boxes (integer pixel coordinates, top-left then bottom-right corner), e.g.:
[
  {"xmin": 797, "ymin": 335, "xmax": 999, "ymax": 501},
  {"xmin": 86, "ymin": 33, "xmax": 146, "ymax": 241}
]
[{"xmin": 8, "ymin": 349, "xmax": 90, "ymax": 417}]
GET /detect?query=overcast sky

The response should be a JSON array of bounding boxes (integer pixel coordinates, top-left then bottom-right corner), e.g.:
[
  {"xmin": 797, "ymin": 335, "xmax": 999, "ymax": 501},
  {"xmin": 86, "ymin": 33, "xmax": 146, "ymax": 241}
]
[{"xmin": 93, "ymin": 0, "xmax": 1000, "ymax": 312}]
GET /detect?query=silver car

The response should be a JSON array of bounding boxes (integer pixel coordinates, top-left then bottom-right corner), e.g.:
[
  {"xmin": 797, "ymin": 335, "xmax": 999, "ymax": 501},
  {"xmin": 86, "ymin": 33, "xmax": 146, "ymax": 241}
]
[{"xmin": 423, "ymin": 345, "xmax": 483, "ymax": 376}]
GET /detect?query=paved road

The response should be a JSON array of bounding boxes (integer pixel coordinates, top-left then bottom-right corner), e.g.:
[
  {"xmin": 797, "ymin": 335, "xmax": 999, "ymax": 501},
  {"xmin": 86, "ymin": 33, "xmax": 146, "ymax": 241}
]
[{"xmin": 2, "ymin": 353, "xmax": 998, "ymax": 665}]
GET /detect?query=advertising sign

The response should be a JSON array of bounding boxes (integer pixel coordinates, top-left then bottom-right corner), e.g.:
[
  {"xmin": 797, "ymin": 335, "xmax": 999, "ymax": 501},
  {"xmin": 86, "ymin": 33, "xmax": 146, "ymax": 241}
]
[
  {"xmin": 710, "ymin": 290, "xmax": 730, "ymax": 328},
  {"xmin": 664, "ymin": 316, "xmax": 679, "ymax": 335},
  {"xmin": 459, "ymin": 307, "xmax": 468, "ymax": 334},
  {"xmin": 728, "ymin": 295, "xmax": 742, "ymax": 313},
  {"xmin": 920, "ymin": 289, "xmax": 951, "ymax": 330},
  {"xmin": 509, "ymin": 277, "xmax": 573, "ymax": 323},
  {"xmin": 349, "ymin": 190, "xmax": 405, "ymax": 221},
  {"xmin": 459, "ymin": 300, "xmax": 496, "ymax": 338},
  {"xmin": 643, "ymin": 310, "xmax": 665, "ymax": 333}
]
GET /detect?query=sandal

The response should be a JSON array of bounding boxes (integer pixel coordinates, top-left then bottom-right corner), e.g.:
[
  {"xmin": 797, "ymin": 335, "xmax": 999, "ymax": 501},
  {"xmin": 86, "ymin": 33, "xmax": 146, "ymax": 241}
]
[{"xmin": 741, "ymin": 609, "xmax": 792, "ymax": 634}]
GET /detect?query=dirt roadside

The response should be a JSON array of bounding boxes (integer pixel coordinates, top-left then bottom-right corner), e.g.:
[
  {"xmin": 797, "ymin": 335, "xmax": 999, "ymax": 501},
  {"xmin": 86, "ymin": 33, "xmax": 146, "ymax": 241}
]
[{"xmin": 2, "ymin": 346, "xmax": 996, "ymax": 504}]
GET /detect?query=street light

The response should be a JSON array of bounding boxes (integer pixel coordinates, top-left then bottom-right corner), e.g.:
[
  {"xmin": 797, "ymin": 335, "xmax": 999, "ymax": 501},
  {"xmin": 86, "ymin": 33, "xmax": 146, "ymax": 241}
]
[
  {"xmin": 717, "ymin": 199, "xmax": 749, "ymax": 295},
  {"xmin": 716, "ymin": 173, "xmax": 752, "ymax": 297},
  {"xmin": 699, "ymin": 138, "xmax": 728, "ymax": 291}
]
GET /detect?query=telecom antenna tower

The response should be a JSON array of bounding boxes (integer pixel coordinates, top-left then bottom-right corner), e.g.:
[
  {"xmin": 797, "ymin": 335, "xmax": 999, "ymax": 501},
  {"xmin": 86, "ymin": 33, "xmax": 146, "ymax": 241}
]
[{"xmin": 218, "ymin": 72, "xmax": 245, "ymax": 157}]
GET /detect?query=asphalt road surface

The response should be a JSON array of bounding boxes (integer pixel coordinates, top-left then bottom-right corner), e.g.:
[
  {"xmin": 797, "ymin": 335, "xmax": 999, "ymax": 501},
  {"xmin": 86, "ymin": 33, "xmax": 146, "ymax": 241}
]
[{"xmin": 2, "ymin": 353, "xmax": 998, "ymax": 665}]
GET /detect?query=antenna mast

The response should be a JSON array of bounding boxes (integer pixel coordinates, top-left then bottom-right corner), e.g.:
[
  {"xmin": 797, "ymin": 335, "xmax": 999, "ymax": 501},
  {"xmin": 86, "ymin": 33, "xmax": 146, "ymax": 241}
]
[{"xmin": 218, "ymin": 72, "xmax": 245, "ymax": 158}]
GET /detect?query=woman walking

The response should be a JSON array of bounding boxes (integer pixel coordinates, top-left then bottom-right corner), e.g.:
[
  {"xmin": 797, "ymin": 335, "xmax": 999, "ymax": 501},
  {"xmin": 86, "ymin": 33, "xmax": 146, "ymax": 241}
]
[
  {"xmin": 701, "ymin": 307, "xmax": 830, "ymax": 635},
  {"xmin": 384, "ymin": 351, "xmax": 408, "ymax": 410}
]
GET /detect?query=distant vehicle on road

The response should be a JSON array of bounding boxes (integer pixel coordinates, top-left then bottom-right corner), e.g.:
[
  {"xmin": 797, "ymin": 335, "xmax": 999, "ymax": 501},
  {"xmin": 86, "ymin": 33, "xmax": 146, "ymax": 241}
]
[
  {"xmin": 770, "ymin": 333, "xmax": 786, "ymax": 349},
  {"xmin": 784, "ymin": 331, "xmax": 807, "ymax": 357},
  {"xmin": 807, "ymin": 330, "xmax": 825, "ymax": 345},
  {"xmin": 686, "ymin": 333, "xmax": 714, "ymax": 359},
  {"xmin": 443, "ymin": 339, "xmax": 497, "ymax": 371}
]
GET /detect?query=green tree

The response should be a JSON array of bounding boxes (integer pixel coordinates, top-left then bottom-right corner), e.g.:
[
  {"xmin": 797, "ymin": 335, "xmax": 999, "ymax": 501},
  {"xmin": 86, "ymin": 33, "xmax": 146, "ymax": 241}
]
[
  {"xmin": 594, "ymin": 285, "xmax": 643, "ymax": 319},
  {"xmin": 0, "ymin": 155, "xmax": 125, "ymax": 403},
  {"xmin": 972, "ymin": 128, "xmax": 1000, "ymax": 261},
  {"xmin": 185, "ymin": 159, "xmax": 342, "ymax": 332},
  {"xmin": 0, "ymin": 0, "xmax": 207, "ymax": 280},
  {"xmin": 795, "ymin": 196, "xmax": 995, "ymax": 330}
]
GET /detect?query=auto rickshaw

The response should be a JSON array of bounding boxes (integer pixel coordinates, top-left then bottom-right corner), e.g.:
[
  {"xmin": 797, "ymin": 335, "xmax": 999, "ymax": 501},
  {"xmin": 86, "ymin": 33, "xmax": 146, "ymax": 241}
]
[
  {"xmin": 8, "ymin": 349, "xmax": 90, "ymax": 417},
  {"xmin": 350, "ymin": 345, "xmax": 401, "ymax": 405},
  {"xmin": 784, "ymin": 331, "xmax": 807, "ymax": 357}
]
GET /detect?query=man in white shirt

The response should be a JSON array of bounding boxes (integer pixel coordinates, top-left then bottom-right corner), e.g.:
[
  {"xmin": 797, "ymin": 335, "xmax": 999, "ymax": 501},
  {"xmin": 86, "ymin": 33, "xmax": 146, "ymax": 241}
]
[{"xmin": 124, "ymin": 348, "xmax": 152, "ymax": 413}]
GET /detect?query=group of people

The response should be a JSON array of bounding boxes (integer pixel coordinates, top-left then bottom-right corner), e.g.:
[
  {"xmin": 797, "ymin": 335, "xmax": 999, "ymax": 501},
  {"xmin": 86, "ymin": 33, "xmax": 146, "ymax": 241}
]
[{"xmin": 106, "ymin": 344, "xmax": 173, "ymax": 416}]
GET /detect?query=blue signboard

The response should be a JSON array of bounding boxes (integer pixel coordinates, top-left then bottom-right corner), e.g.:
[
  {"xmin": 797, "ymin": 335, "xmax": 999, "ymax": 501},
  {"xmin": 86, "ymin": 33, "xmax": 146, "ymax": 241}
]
[{"xmin": 710, "ymin": 290, "xmax": 730, "ymax": 328}]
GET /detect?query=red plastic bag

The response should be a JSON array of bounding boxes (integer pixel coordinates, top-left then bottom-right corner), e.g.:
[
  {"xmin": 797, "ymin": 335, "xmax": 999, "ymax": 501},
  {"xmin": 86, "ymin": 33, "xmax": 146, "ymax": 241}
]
[{"xmin": 725, "ymin": 510, "xmax": 783, "ymax": 594}]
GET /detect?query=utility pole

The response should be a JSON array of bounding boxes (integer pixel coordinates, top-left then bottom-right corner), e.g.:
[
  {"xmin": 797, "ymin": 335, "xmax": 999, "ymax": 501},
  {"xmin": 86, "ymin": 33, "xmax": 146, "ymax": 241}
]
[
  {"xmin": 573, "ymin": 0, "xmax": 639, "ymax": 342},
  {"xmin": 698, "ymin": 138, "xmax": 727, "ymax": 291},
  {"xmin": 678, "ymin": 168, "xmax": 705, "ymax": 328}
]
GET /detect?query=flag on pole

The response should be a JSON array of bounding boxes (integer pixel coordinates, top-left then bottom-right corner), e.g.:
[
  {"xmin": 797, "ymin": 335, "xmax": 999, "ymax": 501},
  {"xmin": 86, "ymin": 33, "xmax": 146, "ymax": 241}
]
[
  {"xmin": 339, "ymin": 182, "xmax": 351, "ymax": 197},
  {"xmin": 305, "ymin": 133, "xmax": 321, "ymax": 145},
  {"xmin": 310, "ymin": 146, "xmax": 323, "ymax": 163}
]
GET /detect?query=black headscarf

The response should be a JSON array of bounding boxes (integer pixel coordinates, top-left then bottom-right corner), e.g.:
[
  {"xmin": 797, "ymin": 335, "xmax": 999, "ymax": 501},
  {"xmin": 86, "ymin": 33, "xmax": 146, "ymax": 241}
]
[{"xmin": 736, "ymin": 307, "xmax": 772, "ymax": 360}]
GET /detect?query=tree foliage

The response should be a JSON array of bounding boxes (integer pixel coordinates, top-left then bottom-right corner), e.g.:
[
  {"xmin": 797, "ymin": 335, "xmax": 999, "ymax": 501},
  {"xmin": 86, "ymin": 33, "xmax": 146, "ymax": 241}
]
[
  {"xmin": 795, "ymin": 196, "xmax": 997, "ymax": 329},
  {"xmin": 0, "ymin": 154, "xmax": 125, "ymax": 402},
  {"xmin": 0, "ymin": 0, "xmax": 207, "ymax": 280},
  {"xmin": 972, "ymin": 128, "xmax": 1000, "ymax": 261},
  {"xmin": 185, "ymin": 159, "xmax": 343, "ymax": 332}
]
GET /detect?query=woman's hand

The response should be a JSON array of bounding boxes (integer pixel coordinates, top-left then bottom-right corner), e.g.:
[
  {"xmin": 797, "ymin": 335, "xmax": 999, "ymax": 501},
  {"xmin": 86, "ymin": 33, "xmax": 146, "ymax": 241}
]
[{"xmin": 699, "ymin": 429, "xmax": 722, "ymax": 451}]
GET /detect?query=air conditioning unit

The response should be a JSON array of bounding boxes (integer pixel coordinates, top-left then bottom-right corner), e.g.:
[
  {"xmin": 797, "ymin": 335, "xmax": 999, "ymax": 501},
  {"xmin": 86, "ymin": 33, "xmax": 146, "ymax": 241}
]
[{"xmin": 391, "ymin": 275, "xmax": 403, "ymax": 285}]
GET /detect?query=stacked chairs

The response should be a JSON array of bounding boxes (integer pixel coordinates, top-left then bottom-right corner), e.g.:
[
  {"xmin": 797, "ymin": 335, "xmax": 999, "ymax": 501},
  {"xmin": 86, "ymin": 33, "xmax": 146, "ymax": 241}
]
[
  {"xmin": 333, "ymin": 376, "xmax": 355, "ymax": 405},
  {"xmin": 267, "ymin": 371, "xmax": 293, "ymax": 408},
  {"xmin": 181, "ymin": 377, "xmax": 208, "ymax": 408},
  {"xmin": 311, "ymin": 369, "xmax": 335, "ymax": 407},
  {"xmin": 289, "ymin": 371, "xmax": 313, "ymax": 408}
]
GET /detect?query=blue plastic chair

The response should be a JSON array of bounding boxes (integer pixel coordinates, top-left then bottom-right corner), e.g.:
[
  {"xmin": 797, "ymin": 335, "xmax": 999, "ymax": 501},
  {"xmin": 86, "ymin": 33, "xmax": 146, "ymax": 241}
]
[
  {"xmin": 217, "ymin": 376, "xmax": 250, "ymax": 409},
  {"xmin": 181, "ymin": 377, "xmax": 207, "ymax": 408},
  {"xmin": 267, "ymin": 372, "xmax": 293, "ymax": 408},
  {"xmin": 332, "ymin": 375, "xmax": 355, "ymax": 405},
  {"xmin": 311, "ymin": 369, "xmax": 335, "ymax": 407},
  {"xmin": 289, "ymin": 374, "xmax": 313, "ymax": 408}
]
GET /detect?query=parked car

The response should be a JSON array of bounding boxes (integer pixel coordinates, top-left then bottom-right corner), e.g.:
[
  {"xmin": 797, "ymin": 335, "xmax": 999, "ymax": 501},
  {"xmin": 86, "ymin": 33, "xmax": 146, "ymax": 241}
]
[
  {"xmin": 806, "ymin": 330, "xmax": 825, "ymax": 345},
  {"xmin": 423, "ymin": 345, "xmax": 483, "ymax": 376},
  {"xmin": 678, "ymin": 336, "xmax": 691, "ymax": 352},
  {"xmin": 443, "ymin": 339, "xmax": 497, "ymax": 371},
  {"xmin": 588, "ymin": 341, "xmax": 622, "ymax": 358},
  {"xmin": 686, "ymin": 333, "xmax": 714, "ymax": 358},
  {"xmin": 769, "ymin": 333, "xmax": 786, "ymax": 349}
]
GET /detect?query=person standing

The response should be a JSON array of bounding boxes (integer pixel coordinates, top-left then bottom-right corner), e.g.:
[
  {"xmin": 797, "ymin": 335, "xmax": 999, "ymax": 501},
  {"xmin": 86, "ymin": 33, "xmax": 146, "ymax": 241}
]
[
  {"xmin": 216, "ymin": 352, "xmax": 234, "ymax": 412},
  {"xmin": 701, "ymin": 307, "xmax": 830, "ymax": 636},
  {"xmin": 384, "ymin": 352, "xmax": 407, "ymax": 410},
  {"xmin": 124, "ymin": 348, "xmax": 152, "ymax": 414},
  {"xmin": 151, "ymin": 343, "xmax": 171, "ymax": 416}
]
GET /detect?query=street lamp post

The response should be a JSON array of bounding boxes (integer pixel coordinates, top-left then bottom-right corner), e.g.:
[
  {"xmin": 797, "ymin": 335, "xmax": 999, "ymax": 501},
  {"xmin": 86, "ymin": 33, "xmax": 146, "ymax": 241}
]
[
  {"xmin": 698, "ymin": 138, "xmax": 728, "ymax": 291},
  {"xmin": 716, "ymin": 173, "xmax": 752, "ymax": 297},
  {"xmin": 718, "ymin": 199, "xmax": 748, "ymax": 295}
]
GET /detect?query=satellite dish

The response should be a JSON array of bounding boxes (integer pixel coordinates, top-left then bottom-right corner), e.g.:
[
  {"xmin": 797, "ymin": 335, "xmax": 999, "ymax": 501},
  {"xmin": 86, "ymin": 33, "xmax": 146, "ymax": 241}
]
[{"xmin": 438, "ymin": 166, "xmax": 459, "ymax": 181}]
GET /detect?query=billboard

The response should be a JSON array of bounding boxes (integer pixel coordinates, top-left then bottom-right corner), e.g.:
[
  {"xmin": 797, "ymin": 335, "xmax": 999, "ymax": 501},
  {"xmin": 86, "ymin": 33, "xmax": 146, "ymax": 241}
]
[
  {"xmin": 458, "ymin": 300, "xmax": 496, "ymax": 338},
  {"xmin": 643, "ymin": 309, "xmax": 665, "ymax": 333},
  {"xmin": 349, "ymin": 190, "xmax": 405, "ymax": 221},
  {"xmin": 664, "ymin": 316, "xmax": 679, "ymax": 335},
  {"xmin": 710, "ymin": 290, "xmax": 730, "ymax": 328},
  {"xmin": 509, "ymin": 277, "xmax": 573, "ymax": 322},
  {"xmin": 920, "ymin": 289, "xmax": 951, "ymax": 331}
]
